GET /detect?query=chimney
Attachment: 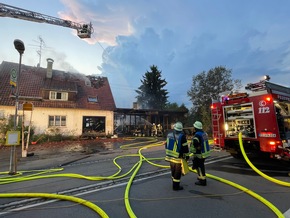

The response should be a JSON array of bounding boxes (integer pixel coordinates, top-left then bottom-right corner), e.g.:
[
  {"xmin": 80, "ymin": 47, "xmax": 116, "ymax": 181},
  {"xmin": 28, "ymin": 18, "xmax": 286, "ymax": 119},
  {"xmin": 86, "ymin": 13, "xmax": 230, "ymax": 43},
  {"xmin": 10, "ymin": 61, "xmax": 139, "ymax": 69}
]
[
  {"xmin": 46, "ymin": 58, "xmax": 54, "ymax": 78},
  {"xmin": 133, "ymin": 102, "xmax": 138, "ymax": 109}
]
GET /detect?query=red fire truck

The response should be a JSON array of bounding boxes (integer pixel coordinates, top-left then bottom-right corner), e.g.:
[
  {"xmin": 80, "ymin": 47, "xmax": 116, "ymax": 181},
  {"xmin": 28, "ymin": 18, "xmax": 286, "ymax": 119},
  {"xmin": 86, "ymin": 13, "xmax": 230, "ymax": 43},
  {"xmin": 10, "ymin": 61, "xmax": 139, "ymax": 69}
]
[{"xmin": 211, "ymin": 77, "xmax": 290, "ymax": 160}]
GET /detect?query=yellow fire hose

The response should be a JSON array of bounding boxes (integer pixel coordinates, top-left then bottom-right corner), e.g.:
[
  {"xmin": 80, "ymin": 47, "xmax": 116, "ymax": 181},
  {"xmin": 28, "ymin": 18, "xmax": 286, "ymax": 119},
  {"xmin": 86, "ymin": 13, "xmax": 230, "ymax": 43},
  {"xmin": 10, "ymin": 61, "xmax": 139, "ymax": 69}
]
[
  {"xmin": 0, "ymin": 137, "xmax": 288, "ymax": 217},
  {"xmin": 132, "ymin": 142, "xmax": 285, "ymax": 218},
  {"xmin": 0, "ymin": 193, "xmax": 109, "ymax": 218},
  {"xmin": 238, "ymin": 132, "xmax": 290, "ymax": 187}
]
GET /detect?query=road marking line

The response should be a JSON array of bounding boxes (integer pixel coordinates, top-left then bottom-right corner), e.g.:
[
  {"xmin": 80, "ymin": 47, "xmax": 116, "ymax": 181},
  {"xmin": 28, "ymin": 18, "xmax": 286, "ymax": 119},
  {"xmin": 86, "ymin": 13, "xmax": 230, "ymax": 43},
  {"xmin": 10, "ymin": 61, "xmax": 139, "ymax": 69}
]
[{"xmin": 284, "ymin": 208, "xmax": 290, "ymax": 218}]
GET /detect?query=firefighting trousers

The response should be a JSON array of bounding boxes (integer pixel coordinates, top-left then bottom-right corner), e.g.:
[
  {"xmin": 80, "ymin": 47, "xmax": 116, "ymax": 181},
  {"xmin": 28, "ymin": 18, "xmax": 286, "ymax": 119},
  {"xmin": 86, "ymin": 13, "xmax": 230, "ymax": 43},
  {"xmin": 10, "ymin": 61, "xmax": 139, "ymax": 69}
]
[
  {"xmin": 193, "ymin": 157, "xmax": 206, "ymax": 179},
  {"xmin": 170, "ymin": 162, "xmax": 182, "ymax": 186}
]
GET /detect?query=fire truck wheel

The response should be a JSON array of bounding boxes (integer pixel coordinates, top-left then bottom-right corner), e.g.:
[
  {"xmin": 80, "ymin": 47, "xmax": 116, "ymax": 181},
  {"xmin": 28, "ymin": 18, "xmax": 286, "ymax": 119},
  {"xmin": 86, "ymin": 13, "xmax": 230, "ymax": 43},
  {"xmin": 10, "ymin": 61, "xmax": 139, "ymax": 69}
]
[{"xmin": 231, "ymin": 152, "xmax": 243, "ymax": 159}]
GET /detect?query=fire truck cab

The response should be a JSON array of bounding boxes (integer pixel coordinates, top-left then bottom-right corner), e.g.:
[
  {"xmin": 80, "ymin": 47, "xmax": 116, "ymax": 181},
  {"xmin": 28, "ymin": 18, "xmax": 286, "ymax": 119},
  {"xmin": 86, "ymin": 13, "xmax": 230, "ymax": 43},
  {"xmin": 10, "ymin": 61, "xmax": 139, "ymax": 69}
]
[{"xmin": 211, "ymin": 78, "xmax": 290, "ymax": 160}]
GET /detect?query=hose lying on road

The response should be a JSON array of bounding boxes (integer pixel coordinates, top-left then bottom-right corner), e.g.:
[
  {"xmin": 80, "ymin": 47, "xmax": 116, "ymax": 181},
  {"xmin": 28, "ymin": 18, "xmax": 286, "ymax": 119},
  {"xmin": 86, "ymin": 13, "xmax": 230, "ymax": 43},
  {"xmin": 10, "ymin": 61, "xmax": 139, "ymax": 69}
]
[
  {"xmin": 139, "ymin": 142, "xmax": 285, "ymax": 218},
  {"xmin": 124, "ymin": 141, "xmax": 165, "ymax": 218},
  {"xmin": 0, "ymin": 137, "xmax": 287, "ymax": 218},
  {"xmin": 238, "ymin": 132, "xmax": 290, "ymax": 187},
  {"xmin": 0, "ymin": 193, "xmax": 109, "ymax": 218},
  {"xmin": 204, "ymin": 172, "xmax": 284, "ymax": 218}
]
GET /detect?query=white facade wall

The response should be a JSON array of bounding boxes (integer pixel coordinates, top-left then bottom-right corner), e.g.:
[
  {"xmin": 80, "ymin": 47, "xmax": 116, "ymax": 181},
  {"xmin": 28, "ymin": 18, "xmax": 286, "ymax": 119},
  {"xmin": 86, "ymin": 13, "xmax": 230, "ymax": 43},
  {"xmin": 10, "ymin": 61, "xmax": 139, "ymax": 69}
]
[{"xmin": 0, "ymin": 105, "xmax": 114, "ymax": 136}]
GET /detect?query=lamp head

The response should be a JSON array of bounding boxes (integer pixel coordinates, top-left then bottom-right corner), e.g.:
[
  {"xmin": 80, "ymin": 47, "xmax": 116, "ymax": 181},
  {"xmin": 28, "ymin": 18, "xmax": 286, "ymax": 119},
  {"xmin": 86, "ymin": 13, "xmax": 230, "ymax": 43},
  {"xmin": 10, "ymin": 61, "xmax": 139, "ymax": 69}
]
[{"xmin": 14, "ymin": 39, "xmax": 25, "ymax": 54}]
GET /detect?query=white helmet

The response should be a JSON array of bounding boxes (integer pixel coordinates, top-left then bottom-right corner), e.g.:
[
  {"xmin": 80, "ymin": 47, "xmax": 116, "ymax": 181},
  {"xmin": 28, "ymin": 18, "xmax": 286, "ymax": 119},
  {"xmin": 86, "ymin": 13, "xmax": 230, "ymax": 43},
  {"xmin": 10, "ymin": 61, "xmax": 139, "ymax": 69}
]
[
  {"xmin": 193, "ymin": 121, "xmax": 203, "ymax": 129},
  {"xmin": 174, "ymin": 122, "xmax": 183, "ymax": 131}
]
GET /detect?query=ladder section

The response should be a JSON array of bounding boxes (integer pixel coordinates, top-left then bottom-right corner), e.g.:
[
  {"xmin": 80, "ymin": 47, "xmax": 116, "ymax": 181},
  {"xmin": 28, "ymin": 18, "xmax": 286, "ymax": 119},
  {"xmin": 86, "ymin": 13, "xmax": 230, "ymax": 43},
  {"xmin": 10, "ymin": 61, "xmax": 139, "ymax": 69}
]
[{"xmin": 211, "ymin": 106, "xmax": 223, "ymax": 150}]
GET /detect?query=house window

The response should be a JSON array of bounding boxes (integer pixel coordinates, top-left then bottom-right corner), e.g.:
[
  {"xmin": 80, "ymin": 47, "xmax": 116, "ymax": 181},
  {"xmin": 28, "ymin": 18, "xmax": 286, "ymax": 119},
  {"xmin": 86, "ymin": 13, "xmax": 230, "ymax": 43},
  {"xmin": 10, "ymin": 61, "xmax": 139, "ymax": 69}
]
[
  {"xmin": 49, "ymin": 116, "xmax": 66, "ymax": 126},
  {"xmin": 49, "ymin": 91, "xmax": 68, "ymax": 101}
]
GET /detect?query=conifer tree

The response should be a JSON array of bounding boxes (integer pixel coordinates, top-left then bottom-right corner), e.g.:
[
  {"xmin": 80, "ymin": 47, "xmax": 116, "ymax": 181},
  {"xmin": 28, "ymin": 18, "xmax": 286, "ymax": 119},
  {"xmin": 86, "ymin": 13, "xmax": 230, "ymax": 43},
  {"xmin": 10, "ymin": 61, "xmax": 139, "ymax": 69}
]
[{"xmin": 136, "ymin": 65, "xmax": 168, "ymax": 109}]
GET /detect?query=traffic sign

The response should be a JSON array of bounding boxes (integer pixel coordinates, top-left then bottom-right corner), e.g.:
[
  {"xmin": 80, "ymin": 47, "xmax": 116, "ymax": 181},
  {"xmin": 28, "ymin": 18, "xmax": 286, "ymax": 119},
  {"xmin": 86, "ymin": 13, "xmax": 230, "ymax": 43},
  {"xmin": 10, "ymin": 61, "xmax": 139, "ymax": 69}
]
[
  {"xmin": 23, "ymin": 102, "xmax": 33, "ymax": 111},
  {"xmin": 10, "ymin": 68, "xmax": 17, "ymax": 87},
  {"xmin": 5, "ymin": 131, "xmax": 20, "ymax": 146}
]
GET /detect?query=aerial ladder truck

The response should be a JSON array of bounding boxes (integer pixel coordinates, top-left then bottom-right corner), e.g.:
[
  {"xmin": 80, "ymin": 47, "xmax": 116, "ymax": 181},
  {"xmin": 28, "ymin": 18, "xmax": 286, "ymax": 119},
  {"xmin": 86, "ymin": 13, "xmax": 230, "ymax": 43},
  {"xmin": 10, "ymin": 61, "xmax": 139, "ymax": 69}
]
[{"xmin": 0, "ymin": 3, "xmax": 93, "ymax": 38}]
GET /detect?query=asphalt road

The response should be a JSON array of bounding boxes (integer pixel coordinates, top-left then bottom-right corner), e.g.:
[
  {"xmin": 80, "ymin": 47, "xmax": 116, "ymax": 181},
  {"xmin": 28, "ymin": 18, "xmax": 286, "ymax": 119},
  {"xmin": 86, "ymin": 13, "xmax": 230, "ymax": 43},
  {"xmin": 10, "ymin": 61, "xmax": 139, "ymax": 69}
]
[{"xmin": 0, "ymin": 138, "xmax": 289, "ymax": 218}]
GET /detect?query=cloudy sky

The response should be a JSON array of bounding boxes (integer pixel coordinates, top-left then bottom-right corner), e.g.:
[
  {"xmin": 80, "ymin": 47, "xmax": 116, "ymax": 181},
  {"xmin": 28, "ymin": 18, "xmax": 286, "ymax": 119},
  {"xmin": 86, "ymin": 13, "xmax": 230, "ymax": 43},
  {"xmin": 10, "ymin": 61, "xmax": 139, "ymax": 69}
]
[{"xmin": 1, "ymin": 0, "xmax": 290, "ymax": 108}]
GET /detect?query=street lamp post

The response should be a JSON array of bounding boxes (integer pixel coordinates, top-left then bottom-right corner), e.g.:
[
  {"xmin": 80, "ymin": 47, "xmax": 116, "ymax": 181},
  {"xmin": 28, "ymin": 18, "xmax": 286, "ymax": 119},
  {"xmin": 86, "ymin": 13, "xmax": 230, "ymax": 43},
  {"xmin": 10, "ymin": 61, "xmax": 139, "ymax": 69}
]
[{"xmin": 9, "ymin": 39, "xmax": 25, "ymax": 175}]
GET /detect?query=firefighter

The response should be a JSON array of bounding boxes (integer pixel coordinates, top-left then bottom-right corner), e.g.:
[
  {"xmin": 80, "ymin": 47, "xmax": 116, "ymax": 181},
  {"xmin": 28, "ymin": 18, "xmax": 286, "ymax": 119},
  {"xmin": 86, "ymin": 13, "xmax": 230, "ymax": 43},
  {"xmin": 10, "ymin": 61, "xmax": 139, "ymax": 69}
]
[
  {"xmin": 157, "ymin": 124, "xmax": 161, "ymax": 136},
  {"xmin": 165, "ymin": 122, "xmax": 189, "ymax": 190},
  {"xmin": 152, "ymin": 123, "xmax": 157, "ymax": 136},
  {"xmin": 190, "ymin": 121, "xmax": 210, "ymax": 186}
]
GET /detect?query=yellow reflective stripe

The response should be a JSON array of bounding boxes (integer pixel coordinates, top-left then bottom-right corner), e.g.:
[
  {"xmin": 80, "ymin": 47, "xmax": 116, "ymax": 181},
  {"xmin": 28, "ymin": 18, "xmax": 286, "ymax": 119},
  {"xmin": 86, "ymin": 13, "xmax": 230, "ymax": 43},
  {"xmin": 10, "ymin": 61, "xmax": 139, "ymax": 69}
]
[
  {"xmin": 166, "ymin": 150, "xmax": 179, "ymax": 158},
  {"xmin": 195, "ymin": 154, "xmax": 202, "ymax": 158},
  {"xmin": 182, "ymin": 142, "xmax": 188, "ymax": 147},
  {"xmin": 195, "ymin": 152, "xmax": 210, "ymax": 158},
  {"xmin": 173, "ymin": 141, "xmax": 177, "ymax": 152},
  {"xmin": 165, "ymin": 156, "xmax": 182, "ymax": 163},
  {"xmin": 202, "ymin": 151, "xmax": 210, "ymax": 158},
  {"xmin": 190, "ymin": 143, "xmax": 196, "ymax": 153},
  {"xmin": 172, "ymin": 178, "xmax": 181, "ymax": 182}
]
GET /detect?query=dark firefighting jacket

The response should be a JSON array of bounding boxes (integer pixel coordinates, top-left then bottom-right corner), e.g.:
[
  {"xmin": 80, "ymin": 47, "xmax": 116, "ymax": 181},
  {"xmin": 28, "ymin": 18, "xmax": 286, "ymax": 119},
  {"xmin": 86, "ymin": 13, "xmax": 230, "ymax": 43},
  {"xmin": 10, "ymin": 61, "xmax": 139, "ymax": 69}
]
[
  {"xmin": 190, "ymin": 130, "xmax": 210, "ymax": 158},
  {"xmin": 165, "ymin": 131, "xmax": 189, "ymax": 163}
]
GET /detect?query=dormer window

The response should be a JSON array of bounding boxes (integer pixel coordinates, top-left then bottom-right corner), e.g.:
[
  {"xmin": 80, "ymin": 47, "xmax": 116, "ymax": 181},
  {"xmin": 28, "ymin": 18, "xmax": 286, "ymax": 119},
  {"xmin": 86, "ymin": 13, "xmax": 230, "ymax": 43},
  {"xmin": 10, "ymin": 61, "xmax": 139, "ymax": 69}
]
[
  {"xmin": 49, "ymin": 91, "xmax": 68, "ymax": 101},
  {"xmin": 88, "ymin": 96, "xmax": 98, "ymax": 103}
]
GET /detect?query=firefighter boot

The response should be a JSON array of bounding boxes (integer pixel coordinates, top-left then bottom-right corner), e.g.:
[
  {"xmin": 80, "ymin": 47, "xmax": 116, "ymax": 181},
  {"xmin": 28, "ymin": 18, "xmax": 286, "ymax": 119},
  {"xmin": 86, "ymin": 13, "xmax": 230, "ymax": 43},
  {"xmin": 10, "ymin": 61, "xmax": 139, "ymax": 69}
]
[
  {"xmin": 173, "ymin": 182, "xmax": 183, "ymax": 191},
  {"xmin": 195, "ymin": 179, "xmax": 207, "ymax": 186}
]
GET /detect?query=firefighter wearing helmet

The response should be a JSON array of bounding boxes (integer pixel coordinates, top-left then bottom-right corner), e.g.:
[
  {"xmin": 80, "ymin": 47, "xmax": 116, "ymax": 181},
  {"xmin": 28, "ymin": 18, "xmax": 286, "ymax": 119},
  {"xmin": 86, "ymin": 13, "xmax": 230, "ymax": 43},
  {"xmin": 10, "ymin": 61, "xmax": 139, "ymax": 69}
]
[
  {"xmin": 190, "ymin": 121, "xmax": 211, "ymax": 186},
  {"xmin": 165, "ymin": 122, "xmax": 189, "ymax": 190}
]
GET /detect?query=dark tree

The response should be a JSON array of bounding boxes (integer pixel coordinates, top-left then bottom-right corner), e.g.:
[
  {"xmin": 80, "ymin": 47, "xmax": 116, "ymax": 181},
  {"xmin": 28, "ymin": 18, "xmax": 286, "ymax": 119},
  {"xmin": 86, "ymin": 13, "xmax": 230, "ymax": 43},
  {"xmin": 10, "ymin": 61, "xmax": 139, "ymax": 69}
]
[
  {"xmin": 165, "ymin": 102, "xmax": 179, "ymax": 110},
  {"xmin": 187, "ymin": 66, "xmax": 242, "ymax": 133},
  {"xmin": 135, "ymin": 65, "xmax": 168, "ymax": 109}
]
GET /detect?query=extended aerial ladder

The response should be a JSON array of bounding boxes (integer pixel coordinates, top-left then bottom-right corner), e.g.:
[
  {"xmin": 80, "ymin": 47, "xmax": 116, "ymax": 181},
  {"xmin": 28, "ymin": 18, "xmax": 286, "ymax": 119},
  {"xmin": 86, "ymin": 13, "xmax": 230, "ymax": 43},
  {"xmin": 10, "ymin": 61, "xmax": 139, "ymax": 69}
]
[{"xmin": 0, "ymin": 3, "xmax": 93, "ymax": 38}]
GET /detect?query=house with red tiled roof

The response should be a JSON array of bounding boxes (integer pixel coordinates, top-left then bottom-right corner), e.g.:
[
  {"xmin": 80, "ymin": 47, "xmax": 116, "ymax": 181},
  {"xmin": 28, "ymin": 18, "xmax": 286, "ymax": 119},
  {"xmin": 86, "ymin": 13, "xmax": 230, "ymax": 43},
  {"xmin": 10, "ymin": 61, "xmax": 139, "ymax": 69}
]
[{"xmin": 0, "ymin": 59, "xmax": 116, "ymax": 138}]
